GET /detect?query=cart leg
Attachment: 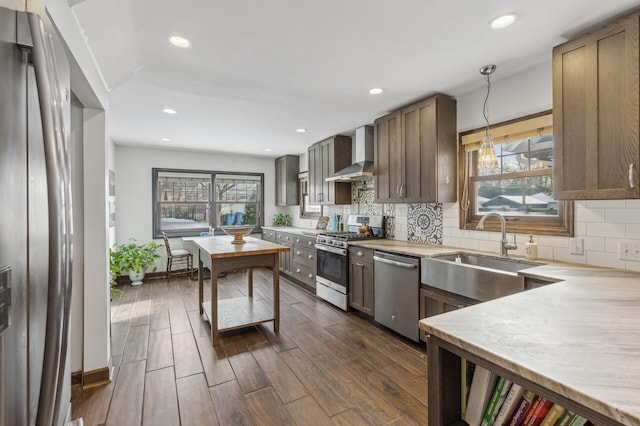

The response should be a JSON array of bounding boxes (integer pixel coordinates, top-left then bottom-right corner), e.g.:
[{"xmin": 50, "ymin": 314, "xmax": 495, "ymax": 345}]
[
  {"xmin": 211, "ymin": 263, "xmax": 219, "ymax": 346},
  {"xmin": 273, "ymin": 254, "xmax": 280, "ymax": 334},
  {"xmin": 198, "ymin": 256, "xmax": 204, "ymax": 315},
  {"xmin": 248, "ymin": 268, "xmax": 253, "ymax": 297}
]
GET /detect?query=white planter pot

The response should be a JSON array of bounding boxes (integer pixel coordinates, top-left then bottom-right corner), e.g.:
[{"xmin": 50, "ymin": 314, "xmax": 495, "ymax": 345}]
[{"xmin": 128, "ymin": 270, "xmax": 146, "ymax": 286}]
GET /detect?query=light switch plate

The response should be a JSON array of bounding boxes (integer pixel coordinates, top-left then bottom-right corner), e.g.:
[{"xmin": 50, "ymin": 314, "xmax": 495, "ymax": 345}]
[
  {"xmin": 569, "ymin": 238, "xmax": 584, "ymax": 255},
  {"xmin": 618, "ymin": 241, "xmax": 640, "ymax": 261}
]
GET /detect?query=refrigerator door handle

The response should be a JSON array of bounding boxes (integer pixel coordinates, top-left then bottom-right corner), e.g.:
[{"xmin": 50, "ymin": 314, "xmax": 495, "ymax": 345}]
[{"xmin": 27, "ymin": 12, "xmax": 73, "ymax": 426}]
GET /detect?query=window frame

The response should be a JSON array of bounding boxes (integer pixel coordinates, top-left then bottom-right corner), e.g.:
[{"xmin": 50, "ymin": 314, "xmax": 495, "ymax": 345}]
[
  {"xmin": 152, "ymin": 168, "xmax": 264, "ymax": 238},
  {"xmin": 459, "ymin": 111, "xmax": 574, "ymax": 237}
]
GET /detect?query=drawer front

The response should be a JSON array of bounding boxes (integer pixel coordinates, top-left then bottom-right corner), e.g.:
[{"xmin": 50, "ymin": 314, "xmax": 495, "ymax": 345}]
[
  {"xmin": 291, "ymin": 262, "xmax": 316, "ymax": 287},
  {"xmin": 292, "ymin": 245, "xmax": 316, "ymax": 269},
  {"xmin": 348, "ymin": 246, "xmax": 374, "ymax": 263},
  {"xmin": 276, "ymin": 232, "xmax": 293, "ymax": 243},
  {"xmin": 263, "ymin": 230, "xmax": 277, "ymax": 242},
  {"xmin": 293, "ymin": 235, "xmax": 316, "ymax": 247}
]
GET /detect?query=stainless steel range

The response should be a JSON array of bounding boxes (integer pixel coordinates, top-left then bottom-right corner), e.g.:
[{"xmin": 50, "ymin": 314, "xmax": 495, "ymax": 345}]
[{"xmin": 315, "ymin": 215, "xmax": 384, "ymax": 310}]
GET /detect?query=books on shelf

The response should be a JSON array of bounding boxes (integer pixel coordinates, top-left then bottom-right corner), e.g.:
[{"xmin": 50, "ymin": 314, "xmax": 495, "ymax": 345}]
[
  {"xmin": 464, "ymin": 365, "xmax": 498, "ymax": 426},
  {"xmin": 522, "ymin": 395, "xmax": 553, "ymax": 426},
  {"xmin": 480, "ymin": 377, "xmax": 512, "ymax": 426},
  {"xmin": 540, "ymin": 403, "xmax": 566, "ymax": 426},
  {"xmin": 506, "ymin": 389, "xmax": 536, "ymax": 425},
  {"xmin": 461, "ymin": 359, "xmax": 475, "ymax": 419},
  {"xmin": 493, "ymin": 383, "xmax": 524, "ymax": 425}
]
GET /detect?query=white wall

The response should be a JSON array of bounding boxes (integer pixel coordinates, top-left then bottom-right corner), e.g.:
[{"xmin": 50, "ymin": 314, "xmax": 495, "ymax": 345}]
[
  {"xmin": 113, "ymin": 146, "xmax": 277, "ymax": 267},
  {"xmin": 443, "ymin": 60, "xmax": 640, "ymax": 272}
]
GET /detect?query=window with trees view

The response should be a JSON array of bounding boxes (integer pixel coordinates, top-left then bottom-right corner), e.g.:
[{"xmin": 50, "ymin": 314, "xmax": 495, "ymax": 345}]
[
  {"xmin": 152, "ymin": 169, "xmax": 263, "ymax": 238},
  {"xmin": 460, "ymin": 111, "xmax": 573, "ymax": 236}
]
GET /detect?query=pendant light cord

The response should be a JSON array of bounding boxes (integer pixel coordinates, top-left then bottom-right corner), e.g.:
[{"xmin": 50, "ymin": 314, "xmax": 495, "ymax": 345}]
[{"xmin": 483, "ymin": 73, "xmax": 491, "ymax": 137}]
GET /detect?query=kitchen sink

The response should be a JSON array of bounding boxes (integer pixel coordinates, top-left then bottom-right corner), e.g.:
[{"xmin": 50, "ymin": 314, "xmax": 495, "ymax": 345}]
[{"xmin": 421, "ymin": 253, "xmax": 543, "ymax": 302}]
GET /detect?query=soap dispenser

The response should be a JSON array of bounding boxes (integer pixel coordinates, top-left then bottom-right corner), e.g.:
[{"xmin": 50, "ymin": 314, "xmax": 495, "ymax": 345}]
[{"xmin": 525, "ymin": 234, "xmax": 538, "ymax": 260}]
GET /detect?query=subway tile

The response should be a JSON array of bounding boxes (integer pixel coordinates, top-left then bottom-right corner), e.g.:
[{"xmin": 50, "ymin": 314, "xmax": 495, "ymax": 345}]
[
  {"xmin": 585, "ymin": 251, "xmax": 625, "ymax": 269},
  {"xmin": 477, "ymin": 240, "xmax": 501, "ymax": 253},
  {"xmin": 627, "ymin": 224, "xmax": 640, "ymax": 238},
  {"xmin": 573, "ymin": 221, "xmax": 586, "ymax": 237},
  {"xmin": 443, "ymin": 237, "xmax": 461, "ymax": 247},
  {"xmin": 538, "ymin": 236, "xmax": 570, "ymax": 248},
  {"xmin": 605, "ymin": 209, "xmax": 640, "ymax": 224},
  {"xmin": 623, "ymin": 260, "xmax": 640, "ymax": 272},
  {"xmin": 575, "ymin": 206, "xmax": 605, "ymax": 223},
  {"xmin": 626, "ymin": 200, "xmax": 640, "ymax": 209},
  {"xmin": 585, "ymin": 222, "xmax": 626, "ymax": 238},
  {"xmin": 458, "ymin": 239, "xmax": 480, "ymax": 250},
  {"xmin": 537, "ymin": 246, "xmax": 553, "ymax": 260},
  {"xmin": 584, "ymin": 237, "xmax": 605, "ymax": 252},
  {"xmin": 553, "ymin": 248, "xmax": 586, "ymax": 264},
  {"xmin": 585, "ymin": 200, "xmax": 626, "ymax": 208},
  {"xmin": 604, "ymin": 238, "xmax": 625, "ymax": 254}
]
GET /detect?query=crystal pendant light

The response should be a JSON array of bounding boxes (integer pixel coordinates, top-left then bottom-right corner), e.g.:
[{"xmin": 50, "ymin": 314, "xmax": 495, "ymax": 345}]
[{"xmin": 478, "ymin": 64, "xmax": 499, "ymax": 172}]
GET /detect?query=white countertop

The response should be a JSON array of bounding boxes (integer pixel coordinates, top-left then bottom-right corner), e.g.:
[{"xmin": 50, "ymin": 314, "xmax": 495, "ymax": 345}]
[{"xmin": 419, "ymin": 269, "xmax": 640, "ymax": 425}]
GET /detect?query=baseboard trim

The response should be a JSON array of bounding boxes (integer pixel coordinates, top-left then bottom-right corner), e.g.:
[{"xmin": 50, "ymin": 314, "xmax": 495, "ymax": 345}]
[{"xmin": 82, "ymin": 367, "xmax": 111, "ymax": 389}]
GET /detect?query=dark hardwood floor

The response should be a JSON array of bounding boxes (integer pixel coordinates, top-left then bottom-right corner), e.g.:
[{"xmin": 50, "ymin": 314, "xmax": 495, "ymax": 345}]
[{"xmin": 72, "ymin": 269, "xmax": 428, "ymax": 425}]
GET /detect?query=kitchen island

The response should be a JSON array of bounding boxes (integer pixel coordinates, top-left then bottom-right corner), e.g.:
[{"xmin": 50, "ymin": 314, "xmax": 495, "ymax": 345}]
[
  {"xmin": 194, "ymin": 236, "xmax": 291, "ymax": 345},
  {"xmin": 419, "ymin": 271, "xmax": 640, "ymax": 425}
]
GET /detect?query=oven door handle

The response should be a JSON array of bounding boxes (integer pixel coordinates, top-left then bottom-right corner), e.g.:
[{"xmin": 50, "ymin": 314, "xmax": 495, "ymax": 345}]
[
  {"xmin": 315, "ymin": 244, "xmax": 347, "ymax": 256},
  {"xmin": 374, "ymin": 256, "xmax": 417, "ymax": 269}
]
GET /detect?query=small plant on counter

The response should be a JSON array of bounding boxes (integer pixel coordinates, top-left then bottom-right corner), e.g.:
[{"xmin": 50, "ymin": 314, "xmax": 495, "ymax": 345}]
[
  {"xmin": 273, "ymin": 213, "xmax": 292, "ymax": 226},
  {"xmin": 109, "ymin": 238, "xmax": 161, "ymax": 296}
]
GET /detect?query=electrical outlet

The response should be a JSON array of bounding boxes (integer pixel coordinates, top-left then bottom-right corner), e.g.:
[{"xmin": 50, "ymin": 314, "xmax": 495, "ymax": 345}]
[
  {"xmin": 569, "ymin": 238, "xmax": 584, "ymax": 255},
  {"xmin": 618, "ymin": 241, "xmax": 640, "ymax": 261}
]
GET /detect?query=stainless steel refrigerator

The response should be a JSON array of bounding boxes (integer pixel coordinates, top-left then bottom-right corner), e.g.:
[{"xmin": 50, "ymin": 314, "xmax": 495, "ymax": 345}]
[{"xmin": 0, "ymin": 6, "xmax": 74, "ymax": 426}]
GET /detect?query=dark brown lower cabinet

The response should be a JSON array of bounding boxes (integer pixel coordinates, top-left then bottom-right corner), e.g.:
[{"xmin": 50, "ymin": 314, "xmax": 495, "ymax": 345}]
[
  {"xmin": 419, "ymin": 287, "xmax": 474, "ymax": 341},
  {"xmin": 349, "ymin": 247, "xmax": 374, "ymax": 315}
]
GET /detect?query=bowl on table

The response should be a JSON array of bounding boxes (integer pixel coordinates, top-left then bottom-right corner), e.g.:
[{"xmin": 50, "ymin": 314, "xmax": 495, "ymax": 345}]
[{"xmin": 220, "ymin": 226, "xmax": 254, "ymax": 244}]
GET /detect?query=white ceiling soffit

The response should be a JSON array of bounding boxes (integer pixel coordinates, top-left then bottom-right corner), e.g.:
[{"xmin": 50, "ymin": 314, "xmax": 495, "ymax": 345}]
[{"xmin": 70, "ymin": 0, "xmax": 640, "ymax": 157}]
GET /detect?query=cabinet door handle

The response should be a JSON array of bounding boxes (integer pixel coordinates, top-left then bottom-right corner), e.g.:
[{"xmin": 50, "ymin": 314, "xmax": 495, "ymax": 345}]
[
  {"xmin": 296, "ymin": 238, "xmax": 300, "ymax": 243},
  {"xmin": 296, "ymin": 251, "xmax": 301, "ymax": 255},
  {"xmin": 357, "ymin": 251, "xmax": 363, "ymax": 256},
  {"xmin": 354, "ymin": 262, "xmax": 364, "ymax": 267},
  {"xmin": 308, "ymin": 255, "xmax": 313, "ymax": 259},
  {"xmin": 308, "ymin": 241, "xmax": 312, "ymax": 245},
  {"xmin": 308, "ymin": 273, "xmax": 313, "ymax": 279},
  {"xmin": 296, "ymin": 268, "xmax": 301, "ymax": 273},
  {"xmin": 630, "ymin": 164, "xmax": 636, "ymax": 189},
  {"xmin": 457, "ymin": 305, "xmax": 464, "ymax": 309}
]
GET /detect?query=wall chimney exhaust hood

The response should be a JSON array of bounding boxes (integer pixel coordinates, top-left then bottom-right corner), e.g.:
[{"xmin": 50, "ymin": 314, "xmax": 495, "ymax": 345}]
[{"xmin": 325, "ymin": 125, "xmax": 374, "ymax": 181}]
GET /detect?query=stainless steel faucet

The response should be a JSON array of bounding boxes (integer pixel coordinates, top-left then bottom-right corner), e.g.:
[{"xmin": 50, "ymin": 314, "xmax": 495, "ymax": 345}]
[{"xmin": 476, "ymin": 212, "xmax": 517, "ymax": 256}]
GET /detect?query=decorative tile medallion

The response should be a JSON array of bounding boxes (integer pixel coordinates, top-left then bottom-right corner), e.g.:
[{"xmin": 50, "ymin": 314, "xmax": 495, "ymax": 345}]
[{"xmin": 407, "ymin": 203, "xmax": 443, "ymax": 244}]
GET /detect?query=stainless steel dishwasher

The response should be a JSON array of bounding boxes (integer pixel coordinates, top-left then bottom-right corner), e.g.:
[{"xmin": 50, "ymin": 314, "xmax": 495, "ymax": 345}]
[{"xmin": 374, "ymin": 251, "xmax": 420, "ymax": 342}]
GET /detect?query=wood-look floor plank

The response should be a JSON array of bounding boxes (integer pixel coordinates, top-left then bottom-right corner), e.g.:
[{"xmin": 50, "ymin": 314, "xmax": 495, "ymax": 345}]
[
  {"xmin": 285, "ymin": 395, "xmax": 333, "ymax": 425},
  {"xmin": 331, "ymin": 408, "xmax": 372, "ymax": 426},
  {"xmin": 347, "ymin": 357, "xmax": 427, "ymax": 424},
  {"xmin": 188, "ymin": 310, "xmax": 237, "ymax": 387},
  {"xmin": 255, "ymin": 323, "xmax": 298, "ymax": 352},
  {"xmin": 106, "ymin": 360, "xmax": 145, "ymax": 426},
  {"xmin": 296, "ymin": 321, "xmax": 359, "ymax": 363},
  {"xmin": 71, "ymin": 366, "xmax": 119, "ymax": 425},
  {"xmin": 142, "ymin": 367, "xmax": 180, "ymax": 426},
  {"xmin": 121, "ymin": 324, "xmax": 150, "ymax": 364},
  {"xmin": 312, "ymin": 353, "xmax": 401, "ymax": 424},
  {"xmin": 352, "ymin": 328, "xmax": 427, "ymax": 376},
  {"xmin": 150, "ymin": 281, "xmax": 171, "ymax": 330},
  {"xmin": 324, "ymin": 323, "xmax": 395, "ymax": 369},
  {"xmin": 168, "ymin": 298, "xmax": 192, "ymax": 335},
  {"xmin": 109, "ymin": 321, "xmax": 129, "ymax": 360},
  {"xmin": 220, "ymin": 327, "xmax": 268, "ymax": 357},
  {"xmin": 130, "ymin": 283, "xmax": 152, "ymax": 327},
  {"xmin": 380, "ymin": 362, "xmax": 428, "ymax": 406},
  {"xmin": 383, "ymin": 415, "xmax": 419, "ymax": 425},
  {"xmin": 249, "ymin": 343, "xmax": 308, "ymax": 404},
  {"xmin": 172, "ymin": 331, "xmax": 203, "ymax": 379},
  {"xmin": 176, "ymin": 373, "xmax": 219, "ymax": 426},
  {"xmin": 228, "ymin": 351, "xmax": 270, "ymax": 394},
  {"xmin": 279, "ymin": 348, "xmax": 351, "ymax": 417},
  {"xmin": 209, "ymin": 380, "xmax": 257, "ymax": 426},
  {"xmin": 290, "ymin": 300, "xmax": 345, "ymax": 328},
  {"xmin": 244, "ymin": 387, "xmax": 293, "ymax": 426},
  {"xmin": 147, "ymin": 328, "xmax": 174, "ymax": 372}
]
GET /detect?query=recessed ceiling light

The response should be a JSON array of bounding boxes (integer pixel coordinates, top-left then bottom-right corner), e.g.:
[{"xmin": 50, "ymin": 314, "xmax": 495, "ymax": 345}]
[
  {"xmin": 489, "ymin": 13, "xmax": 518, "ymax": 29},
  {"xmin": 169, "ymin": 35, "xmax": 191, "ymax": 48},
  {"xmin": 296, "ymin": 128, "xmax": 307, "ymax": 133},
  {"xmin": 161, "ymin": 138, "xmax": 171, "ymax": 142},
  {"xmin": 369, "ymin": 88, "xmax": 384, "ymax": 95},
  {"xmin": 264, "ymin": 148, "xmax": 272, "ymax": 152},
  {"xmin": 162, "ymin": 108, "xmax": 177, "ymax": 114}
]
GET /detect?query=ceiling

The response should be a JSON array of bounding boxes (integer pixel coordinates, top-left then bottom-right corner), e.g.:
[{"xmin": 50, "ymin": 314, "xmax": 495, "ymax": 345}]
[{"xmin": 70, "ymin": 0, "xmax": 640, "ymax": 158}]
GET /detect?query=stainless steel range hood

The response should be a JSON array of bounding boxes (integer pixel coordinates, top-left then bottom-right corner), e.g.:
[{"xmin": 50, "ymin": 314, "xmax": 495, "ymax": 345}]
[{"xmin": 325, "ymin": 125, "xmax": 374, "ymax": 181}]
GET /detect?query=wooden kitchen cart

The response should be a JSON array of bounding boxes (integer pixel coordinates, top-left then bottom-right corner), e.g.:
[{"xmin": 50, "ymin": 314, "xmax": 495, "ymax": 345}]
[{"xmin": 194, "ymin": 236, "xmax": 291, "ymax": 345}]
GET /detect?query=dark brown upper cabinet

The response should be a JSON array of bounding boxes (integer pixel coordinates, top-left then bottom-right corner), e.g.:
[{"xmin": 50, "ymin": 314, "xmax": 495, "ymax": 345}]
[
  {"xmin": 374, "ymin": 94, "xmax": 457, "ymax": 203},
  {"xmin": 275, "ymin": 155, "xmax": 299, "ymax": 206},
  {"xmin": 553, "ymin": 12, "xmax": 640, "ymax": 199},
  {"xmin": 308, "ymin": 135, "xmax": 352, "ymax": 205}
]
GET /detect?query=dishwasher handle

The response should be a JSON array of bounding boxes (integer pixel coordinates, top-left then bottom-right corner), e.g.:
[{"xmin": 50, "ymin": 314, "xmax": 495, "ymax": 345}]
[{"xmin": 374, "ymin": 255, "xmax": 418, "ymax": 269}]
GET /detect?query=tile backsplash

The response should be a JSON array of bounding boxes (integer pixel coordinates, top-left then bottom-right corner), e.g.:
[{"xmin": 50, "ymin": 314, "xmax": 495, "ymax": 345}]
[{"xmin": 286, "ymin": 180, "xmax": 640, "ymax": 271}]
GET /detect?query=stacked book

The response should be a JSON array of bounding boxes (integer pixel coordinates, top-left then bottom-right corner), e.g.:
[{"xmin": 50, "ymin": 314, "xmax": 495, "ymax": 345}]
[{"xmin": 462, "ymin": 363, "xmax": 592, "ymax": 426}]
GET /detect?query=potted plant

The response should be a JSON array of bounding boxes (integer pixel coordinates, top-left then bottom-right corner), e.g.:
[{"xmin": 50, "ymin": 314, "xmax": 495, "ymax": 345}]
[
  {"xmin": 110, "ymin": 238, "xmax": 161, "ymax": 293},
  {"xmin": 273, "ymin": 213, "xmax": 292, "ymax": 226}
]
